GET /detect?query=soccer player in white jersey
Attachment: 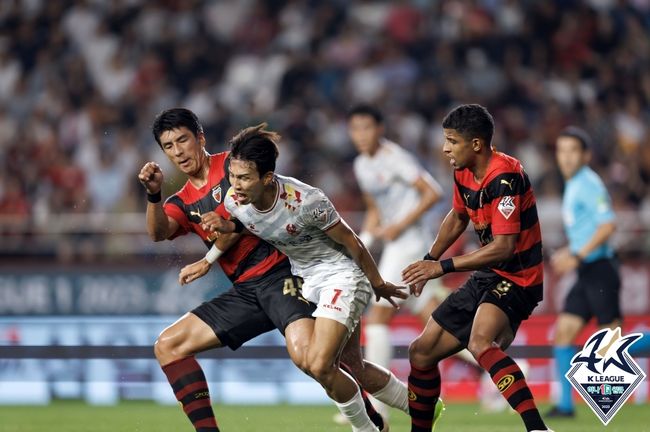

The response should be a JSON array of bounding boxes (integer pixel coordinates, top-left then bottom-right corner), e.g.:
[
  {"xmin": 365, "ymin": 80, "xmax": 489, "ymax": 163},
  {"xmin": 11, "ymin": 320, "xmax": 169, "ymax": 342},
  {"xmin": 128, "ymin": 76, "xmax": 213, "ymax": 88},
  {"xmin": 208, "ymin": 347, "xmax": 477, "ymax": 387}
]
[
  {"xmin": 195, "ymin": 123, "xmax": 423, "ymax": 432},
  {"xmin": 347, "ymin": 105, "xmax": 447, "ymax": 419}
]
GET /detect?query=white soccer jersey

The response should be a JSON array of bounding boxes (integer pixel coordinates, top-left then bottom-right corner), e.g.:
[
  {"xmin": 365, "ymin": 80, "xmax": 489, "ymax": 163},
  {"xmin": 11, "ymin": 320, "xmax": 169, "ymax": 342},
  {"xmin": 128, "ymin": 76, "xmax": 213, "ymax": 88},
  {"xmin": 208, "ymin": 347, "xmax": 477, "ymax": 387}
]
[
  {"xmin": 224, "ymin": 174, "xmax": 363, "ymax": 286},
  {"xmin": 354, "ymin": 139, "xmax": 427, "ymax": 236}
]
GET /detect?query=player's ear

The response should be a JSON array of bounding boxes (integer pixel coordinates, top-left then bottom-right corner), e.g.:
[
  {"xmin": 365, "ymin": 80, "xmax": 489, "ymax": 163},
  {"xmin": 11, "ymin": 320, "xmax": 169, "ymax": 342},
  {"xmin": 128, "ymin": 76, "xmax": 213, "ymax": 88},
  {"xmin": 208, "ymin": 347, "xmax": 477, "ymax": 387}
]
[
  {"xmin": 198, "ymin": 132, "xmax": 206, "ymax": 148},
  {"xmin": 472, "ymin": 138, "xmax": 481, "ymax": 152},
  {"xmin": 262, "ymin": 171, "xmax": 274, "ymax": 185}
]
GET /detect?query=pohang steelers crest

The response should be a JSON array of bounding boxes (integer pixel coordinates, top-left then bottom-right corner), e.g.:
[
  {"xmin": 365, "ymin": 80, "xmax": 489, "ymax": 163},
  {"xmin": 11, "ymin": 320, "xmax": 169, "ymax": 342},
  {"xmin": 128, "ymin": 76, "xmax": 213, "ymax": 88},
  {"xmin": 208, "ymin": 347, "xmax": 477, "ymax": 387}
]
[{"xmin": 566, "ymin": 327, "xmax": 646, "ymax": 425}]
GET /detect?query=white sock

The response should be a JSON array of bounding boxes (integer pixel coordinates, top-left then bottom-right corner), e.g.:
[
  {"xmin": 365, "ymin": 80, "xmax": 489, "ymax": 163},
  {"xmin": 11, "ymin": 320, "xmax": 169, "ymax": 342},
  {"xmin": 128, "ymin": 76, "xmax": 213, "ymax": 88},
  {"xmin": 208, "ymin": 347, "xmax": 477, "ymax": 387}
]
[
  {"xmin": 370, "ymin": 364, "xmax": 409, "ymax": 414},
  {"xmin": 334, "ymin": 389, "xmax": 379, "ymax": 432}
]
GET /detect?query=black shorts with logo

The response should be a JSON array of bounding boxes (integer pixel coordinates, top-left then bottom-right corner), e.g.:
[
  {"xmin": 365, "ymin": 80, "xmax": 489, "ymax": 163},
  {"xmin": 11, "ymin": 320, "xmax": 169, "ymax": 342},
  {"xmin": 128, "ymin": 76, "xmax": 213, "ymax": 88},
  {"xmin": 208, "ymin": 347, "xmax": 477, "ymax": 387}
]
[
  {"xmin": 563, "ymin": 257, "xmax": 621, "ymax": 325},
  {"xmin": 432, "ymin": 270, "xmax": 543, "ymax": 347},
  {"xmin": 192, "ymin": 260, "xmax": 316, "ymax": 350}
]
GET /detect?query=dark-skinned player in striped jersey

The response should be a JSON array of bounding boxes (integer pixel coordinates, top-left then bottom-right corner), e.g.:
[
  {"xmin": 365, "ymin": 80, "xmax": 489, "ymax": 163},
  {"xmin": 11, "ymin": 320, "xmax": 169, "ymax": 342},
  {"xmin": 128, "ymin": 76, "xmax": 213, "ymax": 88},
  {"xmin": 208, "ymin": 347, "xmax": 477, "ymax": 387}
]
[{"xmin": 401, "ymin": 105, "xmax": 552, "ymax": 432}]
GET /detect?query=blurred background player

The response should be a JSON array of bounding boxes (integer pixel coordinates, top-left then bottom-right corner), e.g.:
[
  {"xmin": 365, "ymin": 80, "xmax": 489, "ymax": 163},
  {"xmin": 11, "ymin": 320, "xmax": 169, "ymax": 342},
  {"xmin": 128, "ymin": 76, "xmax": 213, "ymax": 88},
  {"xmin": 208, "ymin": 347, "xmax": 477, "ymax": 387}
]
[
  {"xmin": 547, "ymin": 126, "xmax": 621, "ymax": 418},
  {"xmin": 347, "ymin": 104, "xmax": 445, "ymax": 420},
  {"xmin": 403, "ymin": 104, "xmax": 551, "ymax": 432},
  {"xmin": 138, "ymin": 108, "xmax": 317, "ymax": 432}
]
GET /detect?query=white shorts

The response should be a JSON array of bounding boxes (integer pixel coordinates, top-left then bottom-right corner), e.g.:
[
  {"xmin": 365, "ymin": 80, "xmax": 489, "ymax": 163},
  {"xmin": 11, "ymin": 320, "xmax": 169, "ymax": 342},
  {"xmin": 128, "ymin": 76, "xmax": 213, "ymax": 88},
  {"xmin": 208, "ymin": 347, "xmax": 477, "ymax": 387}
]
[
  {"xmin": 302, "ymin": 268, "xmax": 372, "ymax": 333},
  {"xmin": 375, "ymin": 235, "xmax": 449, "ymax": 312}
]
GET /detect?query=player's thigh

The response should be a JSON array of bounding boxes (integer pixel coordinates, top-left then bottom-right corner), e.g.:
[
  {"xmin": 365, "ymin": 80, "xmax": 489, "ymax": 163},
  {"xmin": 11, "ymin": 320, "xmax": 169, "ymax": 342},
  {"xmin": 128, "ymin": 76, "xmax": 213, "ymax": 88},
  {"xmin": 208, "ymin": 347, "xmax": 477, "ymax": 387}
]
[
  {"xmin": 156, "ymin": 312, "xmax": 222, "ymax": 356},
  {"xmin": 191, "ymin": 286, "xmax": 277, "ymax": 350},
  {"xmin": 410, "ymin": 317, "xmax": 464, "ymax": 367},
  {"xmin": 468, "ymin": 303, "xmax": 513, "ymax": 355},
  {"xmin": 284, "ymin": 317, "xmax": 315, "ymax": 369},
  {"xmin": 307, "ymin": 316, "xmax": 352, "ymax": 369},
  {"xmin": 583, "ymin": 259, "xmax": 622, "ymax": 325},
  {"xmin": 256, "ymin": 272, "xmax": 317, "ymax": 335},
  {"xmin": 476, "ymin": 276, "xmax": 542, "ymax": 349}
]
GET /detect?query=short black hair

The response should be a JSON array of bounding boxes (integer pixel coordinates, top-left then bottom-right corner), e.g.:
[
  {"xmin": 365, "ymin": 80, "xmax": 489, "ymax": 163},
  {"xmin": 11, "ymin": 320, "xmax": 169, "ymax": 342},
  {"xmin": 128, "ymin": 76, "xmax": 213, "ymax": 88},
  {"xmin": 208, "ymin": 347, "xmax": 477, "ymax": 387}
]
[
  {"xmin": 347, "ymin": 104, "xmax": 384, "ymax": 124},
  {"xmin": 229, "ymin": 123, "xmax": 280, "ymax": 177},
  {"xmin": 152, "ymin": 108, "xmax": 203, "ymax": 147},
  {"xmin": 442, "ymin": 104, "xmax": 494, "ymax": 145},
  {"xmin": 558, "ymin": 126, "xmax": 591, "ymax": 151}
]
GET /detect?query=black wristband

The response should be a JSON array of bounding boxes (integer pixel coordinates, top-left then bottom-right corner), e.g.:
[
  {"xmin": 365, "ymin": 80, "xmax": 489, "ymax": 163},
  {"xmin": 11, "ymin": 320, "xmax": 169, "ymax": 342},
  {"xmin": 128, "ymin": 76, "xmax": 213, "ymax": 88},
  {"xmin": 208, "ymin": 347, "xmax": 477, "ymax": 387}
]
[
  {"xmin": 147, "ymin": 191, "xmax": 161, "ymax": 203},
  {"xmin": 423, "ymin": 252, "xmax": 435, "ymax": 261},
  {"xmin": 440, "ymin": 258, "xmax": 455, "ymax": 274},
  {"xmin": 232, "ymin": 218, "xmax": 245, "ymax": 233}
]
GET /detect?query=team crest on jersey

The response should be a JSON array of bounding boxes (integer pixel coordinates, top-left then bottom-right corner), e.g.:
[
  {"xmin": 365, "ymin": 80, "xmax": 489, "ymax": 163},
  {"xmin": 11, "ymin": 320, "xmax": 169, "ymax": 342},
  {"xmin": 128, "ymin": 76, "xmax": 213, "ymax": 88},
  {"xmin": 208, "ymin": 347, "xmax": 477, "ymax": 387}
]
[
  {"xmin": 212, "ymin": 186, "xmax": 222, "ymax": 203},
  {"xmin": 247, "ymin": 223, "xmax": 257, "ymax": 232},
  {"xmin": 286, "ymin": 224, "xmax": 299, "ymax": 236},
  {"xmin": 497, "ymin": 196, "xmax": 516, "ymax": 219},
  {"xmin": 280, "ymin": 184, "xmax": 302, "ymax": 211},
  {"xmin": 566, "ymin": 327, "xmax": 646, "ymax": 425}
]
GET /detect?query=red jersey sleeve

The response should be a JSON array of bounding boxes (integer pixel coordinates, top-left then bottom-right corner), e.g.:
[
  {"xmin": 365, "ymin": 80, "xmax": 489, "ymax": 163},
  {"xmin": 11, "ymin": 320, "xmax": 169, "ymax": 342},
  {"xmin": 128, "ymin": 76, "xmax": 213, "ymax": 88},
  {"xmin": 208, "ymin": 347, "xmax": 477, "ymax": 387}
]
[
  {"xmin": 215, "ymin": 202, "xmax": 231, "ymax": 220},
  {"xmin": 491, "ymin": 193, "xmax": 521, "ymax": 235},
  {"xmin": 163, "ymin": 200, "xmax": 191, "ymax": 239},
  {"xmin": 452, "ymin": 181, "xmax": 468, "ymax": 215}
]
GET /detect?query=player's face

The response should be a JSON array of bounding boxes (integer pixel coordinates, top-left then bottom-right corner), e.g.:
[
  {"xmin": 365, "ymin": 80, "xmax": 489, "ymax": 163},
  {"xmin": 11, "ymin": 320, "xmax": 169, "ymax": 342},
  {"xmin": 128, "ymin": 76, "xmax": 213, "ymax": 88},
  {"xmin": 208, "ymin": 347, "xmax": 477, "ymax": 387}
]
[
  {"xmin": 442, "ymin": 128, "xmax": 475, "ymax": 170},
  {"xmin": 556, "ymin": 136, "xmax": 589, "ymax": 179},
  {"xmin": 159, "ymin": 127, "xmax": 206, "ymax": 176},
  {"xmin": 348, "ymin": 115, "xmax": 383, "ymax": 155},
  {"xmin": 228, "ymin": 158, "xmax": 266, "ymax": 205}
]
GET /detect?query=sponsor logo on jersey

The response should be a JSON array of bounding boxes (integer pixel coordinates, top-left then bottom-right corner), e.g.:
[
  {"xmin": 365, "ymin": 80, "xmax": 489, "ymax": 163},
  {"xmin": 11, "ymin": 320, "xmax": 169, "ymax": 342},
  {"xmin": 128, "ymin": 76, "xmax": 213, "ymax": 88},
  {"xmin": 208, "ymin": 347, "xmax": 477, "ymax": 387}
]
[
  {"xmin": 286, "ymin": 224, "xmax": 299, "ymax": 236},
  {"xmin": 566, "ymin": 327, "xmax": 646, "ymax": 425}
]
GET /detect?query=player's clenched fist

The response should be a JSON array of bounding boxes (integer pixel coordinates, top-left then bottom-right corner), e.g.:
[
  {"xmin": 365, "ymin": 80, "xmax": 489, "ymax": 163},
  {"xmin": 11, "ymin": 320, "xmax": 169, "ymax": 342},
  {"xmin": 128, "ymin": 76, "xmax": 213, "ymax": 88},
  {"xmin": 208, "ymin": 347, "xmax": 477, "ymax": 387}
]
[{"xmin": 138, "ymin": 162, "xmax": 164, "ymax": 193}]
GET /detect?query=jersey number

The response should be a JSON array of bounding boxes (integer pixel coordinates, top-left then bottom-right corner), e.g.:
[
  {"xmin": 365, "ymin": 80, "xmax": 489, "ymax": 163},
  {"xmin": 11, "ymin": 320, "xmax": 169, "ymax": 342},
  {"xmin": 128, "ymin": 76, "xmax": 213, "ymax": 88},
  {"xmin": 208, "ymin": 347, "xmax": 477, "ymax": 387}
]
[
  {"xmin": 331, "ymin": 289, "xmax": 343, "ymax": 305},
  {"xmin": 283, "ymin": 277, "xmax": 303, "ymax": 297}
]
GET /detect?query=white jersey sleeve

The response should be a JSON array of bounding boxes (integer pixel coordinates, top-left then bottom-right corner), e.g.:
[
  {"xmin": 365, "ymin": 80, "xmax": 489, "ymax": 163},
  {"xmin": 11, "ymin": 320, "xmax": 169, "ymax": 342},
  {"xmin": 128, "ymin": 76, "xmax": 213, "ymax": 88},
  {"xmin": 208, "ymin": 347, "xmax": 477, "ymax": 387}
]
[{"xmin": 298, "ymin": 187, "xmax": 341, "ymax": 231}]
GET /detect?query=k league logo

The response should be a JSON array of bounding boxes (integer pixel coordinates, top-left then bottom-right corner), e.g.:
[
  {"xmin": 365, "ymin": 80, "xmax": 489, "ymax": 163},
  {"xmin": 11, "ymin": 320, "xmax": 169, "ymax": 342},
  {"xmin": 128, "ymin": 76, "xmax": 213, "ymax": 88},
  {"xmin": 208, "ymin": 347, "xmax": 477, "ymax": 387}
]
[{"xmin": 566, "ymin": 327, "xmax": 646, "ymax": 425}]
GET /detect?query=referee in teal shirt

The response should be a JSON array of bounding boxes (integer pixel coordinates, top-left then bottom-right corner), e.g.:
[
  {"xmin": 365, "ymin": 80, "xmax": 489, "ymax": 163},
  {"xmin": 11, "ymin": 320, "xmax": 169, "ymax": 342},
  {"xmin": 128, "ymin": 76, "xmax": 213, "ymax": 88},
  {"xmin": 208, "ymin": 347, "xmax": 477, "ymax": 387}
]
[{"xmin": 547, "ymin": 126, "xmax": 620, "ymax": 418}]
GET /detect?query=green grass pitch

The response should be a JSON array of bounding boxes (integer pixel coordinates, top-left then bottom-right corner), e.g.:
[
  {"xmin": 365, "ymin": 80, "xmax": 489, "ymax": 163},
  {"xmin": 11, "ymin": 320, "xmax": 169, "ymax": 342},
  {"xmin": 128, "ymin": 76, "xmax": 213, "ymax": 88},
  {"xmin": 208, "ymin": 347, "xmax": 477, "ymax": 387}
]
[{"xmin": 0, "ymin": 401, "xmax": 648, "ymax": 431}]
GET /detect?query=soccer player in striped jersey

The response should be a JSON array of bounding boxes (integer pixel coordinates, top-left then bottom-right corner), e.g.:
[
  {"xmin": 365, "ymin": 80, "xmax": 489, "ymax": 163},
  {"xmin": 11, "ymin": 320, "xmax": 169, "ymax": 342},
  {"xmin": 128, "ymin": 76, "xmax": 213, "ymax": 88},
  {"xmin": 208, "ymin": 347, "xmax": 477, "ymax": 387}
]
[
  {"xmin": 198, "ymin": 123, "xmax": 410, "ymax": 432},
  {"xmin": 402, "ymin": 104, "xmax": 552, "ymax": 432},
  {"xmin": 139, "ymin": 108, "xmax": 317, "ymax": 432}
]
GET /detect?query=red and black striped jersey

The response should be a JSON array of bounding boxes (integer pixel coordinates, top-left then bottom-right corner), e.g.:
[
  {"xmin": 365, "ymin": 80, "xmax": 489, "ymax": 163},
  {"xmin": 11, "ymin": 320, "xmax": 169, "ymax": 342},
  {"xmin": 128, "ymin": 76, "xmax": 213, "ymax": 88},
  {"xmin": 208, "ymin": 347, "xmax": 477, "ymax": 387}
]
[
  {"xmin": 163, "ymin": 152, "xmax": 286, "ymax": 284},
  {"xmin": 452, "ymin": 151, "xmax": 543, "ymax": 289}
]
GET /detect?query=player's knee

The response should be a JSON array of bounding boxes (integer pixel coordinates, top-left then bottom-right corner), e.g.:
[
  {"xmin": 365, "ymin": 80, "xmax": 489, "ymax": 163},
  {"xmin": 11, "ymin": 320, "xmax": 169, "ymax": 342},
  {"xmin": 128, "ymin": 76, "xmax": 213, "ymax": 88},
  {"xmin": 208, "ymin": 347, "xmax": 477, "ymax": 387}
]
[
  {"xmin": 154, "ymin": 332, "xmax": 184, "ymax": 363},
  {"xmin": 409, "ymin": 336, "xmax": 433, "ymax": 366},
  {"xmin": 467, "ymin": 337, "xmax": 493, "ymax": 360},
  {"xmin": 306, "ymin": 356, "xmax": 336, "ymax": 386}
]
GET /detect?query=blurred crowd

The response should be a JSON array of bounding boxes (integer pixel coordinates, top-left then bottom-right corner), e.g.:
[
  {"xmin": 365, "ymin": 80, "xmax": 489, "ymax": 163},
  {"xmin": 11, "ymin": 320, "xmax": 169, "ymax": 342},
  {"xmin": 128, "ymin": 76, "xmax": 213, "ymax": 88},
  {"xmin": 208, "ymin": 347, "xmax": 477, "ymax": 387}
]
[{"xmin": 1, "ymin": 0, "xmax": 649, "ymax": 257}]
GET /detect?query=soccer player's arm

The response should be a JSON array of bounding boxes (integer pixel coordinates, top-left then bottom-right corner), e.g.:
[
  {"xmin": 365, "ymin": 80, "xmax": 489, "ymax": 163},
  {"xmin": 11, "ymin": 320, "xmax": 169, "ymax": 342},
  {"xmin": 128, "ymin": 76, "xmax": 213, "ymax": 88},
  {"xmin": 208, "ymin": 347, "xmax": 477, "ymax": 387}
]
[
  {"xmin": 179, "ymin": 204, "xmax": 242, "ymax": 285},
  {"xmin": 394, "ymin": 172, "xmax": 443, "ymax": 234},
  {"xmin": 307, "ymin": 191, "xmax": 407, "ymax": 306},
  {"xmin": 425, "ymin": 181, "xmax": 469, "ymax": 260},
  {"xmin": 574, "ymin": 184, "xmax": 616, "ymax": 260},
  {"xmin": 147, "ymin": 198, "xmax": 181, "ymax": 241},
  {"xmin": 359, "ymin": 192, "xmax": 380, "ymax": 248}
]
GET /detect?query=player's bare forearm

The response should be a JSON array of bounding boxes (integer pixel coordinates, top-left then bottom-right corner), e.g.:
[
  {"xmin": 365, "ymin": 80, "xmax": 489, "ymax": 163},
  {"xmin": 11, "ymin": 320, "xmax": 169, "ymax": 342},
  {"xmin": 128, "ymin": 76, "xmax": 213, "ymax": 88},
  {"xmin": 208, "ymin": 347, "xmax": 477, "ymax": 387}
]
[
  {"xmin": 395, "ymin": 175, "xmax": 442, "ymax": 232},
  {"xmin": 215, "ymin": 232, "xmax": 241, "ymax": 251},
  {"xmin": 146, "ymin": 204, "xmax": 176, "ymax": 241},
  {"xmin": 326, "ymin": 220, "xmax": 384, "ymax": 287},
  {"xmin": 575, "ymin": 221, "xmax": 616, "ymax": 259},
  {"xmin": 451, "ymin": 234, "xmax": 517, "ymax": 271},
  {"xmin": 427, "ymin": 209, "xmax": 469, "ymax": 260}
]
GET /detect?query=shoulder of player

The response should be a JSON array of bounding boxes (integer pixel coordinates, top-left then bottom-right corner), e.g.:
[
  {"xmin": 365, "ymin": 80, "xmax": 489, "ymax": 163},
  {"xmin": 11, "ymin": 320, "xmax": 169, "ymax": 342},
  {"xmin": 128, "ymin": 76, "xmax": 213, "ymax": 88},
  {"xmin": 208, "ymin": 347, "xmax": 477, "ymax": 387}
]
[{"xmin": 484, "ymin": 153, "xmax": 530, "ymax": 196}]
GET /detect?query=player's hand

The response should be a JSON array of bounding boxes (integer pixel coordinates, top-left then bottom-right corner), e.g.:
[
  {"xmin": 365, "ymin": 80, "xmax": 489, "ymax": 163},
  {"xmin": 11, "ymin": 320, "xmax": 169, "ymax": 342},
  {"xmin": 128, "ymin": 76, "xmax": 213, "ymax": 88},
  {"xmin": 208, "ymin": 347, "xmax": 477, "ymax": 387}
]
[
  {"xmin": 200, "ymin": 212, "xmax": 233, "ymax": 233},
  {"xmin": 409, "ymin": 280, "xmax": 427, "ymax": 297},
  {"xmin": 377, "ymin": 224, "xmax": 403, "ymax": 242},
  {"xmin": 551, "ymin": 247, "xmax": 579, "ymax": 275},
  {"xmin": 372, "ymin": 281, "xmax": 408, "ymax": 309},
  {"xmin": 179, "ymin": 259, "xmax": 211, "ymax": 285},
  {"xmin": 138, "ymin": 162, "xmax": 164, "ymax": 194},
  {"xmin": 402, "ymin": 260, "xmax": 444, "ymax": 287}
]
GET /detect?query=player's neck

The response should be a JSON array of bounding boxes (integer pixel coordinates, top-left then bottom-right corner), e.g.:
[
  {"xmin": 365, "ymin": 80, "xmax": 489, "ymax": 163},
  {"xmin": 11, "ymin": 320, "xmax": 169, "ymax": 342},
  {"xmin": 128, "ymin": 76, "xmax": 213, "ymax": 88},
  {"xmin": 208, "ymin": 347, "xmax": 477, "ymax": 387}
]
[
  {"xmin": 470, "ymin": 151, "xmax": 493, "ymax": 183},
  {"xmin": 188, "ymin": 153, "xmax": 211, "ymax": 188},
  {"xmin": 254, "ymin": 178, "xmax": 278, "ymax": 212}
]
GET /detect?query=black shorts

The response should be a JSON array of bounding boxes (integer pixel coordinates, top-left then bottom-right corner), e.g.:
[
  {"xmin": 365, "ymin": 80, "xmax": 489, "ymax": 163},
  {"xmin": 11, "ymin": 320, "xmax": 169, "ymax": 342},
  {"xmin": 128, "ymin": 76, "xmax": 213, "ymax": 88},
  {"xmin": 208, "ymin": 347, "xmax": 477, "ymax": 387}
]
[
  {"xmin": 192, "ymin": 261, "xmax": 316, "ymax": 350},
  {"xmin": 563, "ymin": 257, "xmax": 621, "ymax": 324},
  {"xmin": 432, "ymin": 270, "xmax": 542, "ymax": 347}
]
